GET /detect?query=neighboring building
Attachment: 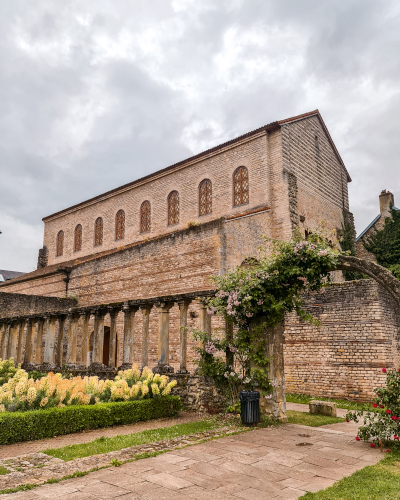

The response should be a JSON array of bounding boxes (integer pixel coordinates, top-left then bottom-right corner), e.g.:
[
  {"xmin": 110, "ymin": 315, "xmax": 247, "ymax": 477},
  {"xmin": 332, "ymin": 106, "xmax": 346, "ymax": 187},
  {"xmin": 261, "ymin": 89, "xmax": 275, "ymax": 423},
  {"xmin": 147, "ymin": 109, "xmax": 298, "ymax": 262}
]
[
  {"xmin": 0, "ymin": 270, "xmax": 25, "ymax": 283},
  {"xmin": 356, "ymin": 190, "xmax": 399, "ymax": 261}
]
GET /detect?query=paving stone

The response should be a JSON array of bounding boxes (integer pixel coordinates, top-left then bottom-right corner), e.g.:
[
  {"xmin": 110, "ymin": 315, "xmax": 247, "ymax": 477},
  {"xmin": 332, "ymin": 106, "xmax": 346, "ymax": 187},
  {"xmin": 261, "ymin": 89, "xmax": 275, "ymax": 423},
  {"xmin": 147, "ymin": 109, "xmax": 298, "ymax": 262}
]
[
  {"xmin": 145, "ymin": 471, "xmax": 194, "ymax": 489},
  {"xmin": 278, "ymin": 477, "xmax": 307, "ymax": 489},
  {"xmin": 299, "ymin": 477, "xmax": 336, "ymax": 492},
  {"xmin": 219, "ymin": 471, "xmax": 284, "ymax": 493},
  {"xmin": 140, "ymin": 486, "xmax": 188, "ymax": 499},
  {"xmin": 189, "ymin": 461, "xmax": 227, "ymax": 478},
  {"xmin": 56, "ymin": 493, "xmax": 97, "ymax": 500},
  {"xmin": 30, "ymin": 483, "xmax": 79, "ymax": 497},
  {"xmin": 220, "ymin": 460, "xmax": 287, "ymax": 483},
  {"xmin": 233, "ymin": 486, "xmax": 281, "ymax": 499},
  {"xmin": 274, "ymin": 487, "xmax": 305, "ymax": 499},
  {"xmin": 213, "ymin": 482, "xmax": 249, "ymax": 495},
  {"xmin": 218, "ymin": 451, "xmax": 263, "ymax": 464},
  {"xmin": 251, "ymin": 460, "xmax": 317, "ymax": 481},
  {"xmin": 292, "ymin": 463, "xmax": 343, "ymax": 480},
  {"xmin": 102, "ymin": 472, "xmax": 147, "ymax": 488},
  {"xmin": 172, "ymin": 469, "xmax": 227, "ymax": 489},
  {"xmin": 150, "ymin": 453, "xmax": 190, "ymax": 464},
  {"xmin": 173, "ymin": 448, "xmax": 222, "ymax": 462},
  {"xmin": 77, "ymin": 481, "xmax": 132, "ymax": 498}
]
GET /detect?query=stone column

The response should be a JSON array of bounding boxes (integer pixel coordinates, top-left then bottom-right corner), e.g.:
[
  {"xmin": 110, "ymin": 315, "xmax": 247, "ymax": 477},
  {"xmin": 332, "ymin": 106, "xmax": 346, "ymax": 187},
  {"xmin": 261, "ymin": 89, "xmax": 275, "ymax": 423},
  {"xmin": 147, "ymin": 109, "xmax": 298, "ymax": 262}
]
[
  {"xmin": 199, "ymin": 301, "xmax": 211, "ymax": 336},
  {"xmin": 66, "ymin": 314, "xmax": 80, "ymax": 366},
  {"xmin": 8, "ymin": 322, "xmax": 19, "ymax": 361},
  {"xmin": 16, "ymin": 320, "xmax": 25, "ymax": 364},
  {"xmin": 43, "ymin": 315, "xmax": 58, "ymax": 368},
  {"xmin": 80, "ymin": 312, "xmax": 91, "ymax": 367},
  {"xmin": 108, "ymin": 308, "xmax": 118, "ymax": 368},
  {"xmin": 56, "ymin": 315, "xmax": 67, "ymax": 366},
  {"xmin": 4, "ymin": 324, "xmax": 11, "ymax": 359},
  {"xmin": 252, "ymin": 317, "xmax": 287, "ymax": 423},
  {"xmin": 0, "ymin": 323, "xmax": 6, "ymax": 359},
  {"xmin": 35, "ymin": 319, "xmax": 45, "ymax": 364},
  {"xmin": 153, "ymin": 302, "xmax": 174, "ymax": 374},
  {"xmin": 225, "ymin": 320, "xmax": 234, "ymax": 368},
  {"xmin": 177, "ymin": 300, "xmax": 191, "ymax": 373},
  {"xmin": 92, "ymin": 310, "xmax": 106, "ymax": 366},
  {"xmin": 23, "ymin": 319, "xmax": 35, "ymax": 365},
  {"xmin": 119, "ymin": 304, "xmax": 139, "ymax": 370},
  {"xmin": 140, "ymin": 304, "xmax": 152, "ymax": 369}
]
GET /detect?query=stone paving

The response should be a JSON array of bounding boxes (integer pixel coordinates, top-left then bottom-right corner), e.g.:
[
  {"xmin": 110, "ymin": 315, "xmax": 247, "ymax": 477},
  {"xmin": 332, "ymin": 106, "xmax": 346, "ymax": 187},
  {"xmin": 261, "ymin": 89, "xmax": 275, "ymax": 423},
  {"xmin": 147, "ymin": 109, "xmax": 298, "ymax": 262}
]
[{"xmin": 1, "ymin": 419, "xmax": 383, "ymax": 499}]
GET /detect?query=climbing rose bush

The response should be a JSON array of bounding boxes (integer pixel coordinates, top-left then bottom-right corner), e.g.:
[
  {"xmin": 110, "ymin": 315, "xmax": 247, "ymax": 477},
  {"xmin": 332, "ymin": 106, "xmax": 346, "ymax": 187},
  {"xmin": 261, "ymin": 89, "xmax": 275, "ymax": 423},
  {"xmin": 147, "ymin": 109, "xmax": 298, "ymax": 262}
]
[
  {"xmin": 346, "ymin": 368, "xmax": 400, "ymax": 445},
  {"xmin": 0, "ymin": 360, "xmax": 176, "ymax": 412},
  {"xmin": 193, "ymin": 230, "xmax": 340, "ymax": 402}
]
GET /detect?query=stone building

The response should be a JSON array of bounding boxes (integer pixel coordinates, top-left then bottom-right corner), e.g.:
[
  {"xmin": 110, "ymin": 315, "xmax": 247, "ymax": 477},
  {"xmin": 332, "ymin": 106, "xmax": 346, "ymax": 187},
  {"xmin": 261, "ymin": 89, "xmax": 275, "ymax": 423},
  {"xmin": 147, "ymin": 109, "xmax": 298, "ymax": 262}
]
[
  {"xmin": 2, "ymin": 109, "xmax": 397, "ymax": 404},
  {"xmin": 356, "ymin": 190, "xmax": 399, "ymax": 261}
]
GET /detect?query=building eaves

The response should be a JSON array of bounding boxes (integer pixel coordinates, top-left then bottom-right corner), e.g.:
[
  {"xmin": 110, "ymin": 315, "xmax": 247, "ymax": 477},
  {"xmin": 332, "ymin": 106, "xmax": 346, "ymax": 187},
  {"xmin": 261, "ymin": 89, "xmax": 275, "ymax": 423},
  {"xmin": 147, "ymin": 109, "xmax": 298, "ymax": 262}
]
[
  {"xmin": 42, "ymin": 109, "xmax": 350, "ymax": 222},
  {"xmin": 356, "ymin": 215, "xmax": 381, "ymax": 242}
]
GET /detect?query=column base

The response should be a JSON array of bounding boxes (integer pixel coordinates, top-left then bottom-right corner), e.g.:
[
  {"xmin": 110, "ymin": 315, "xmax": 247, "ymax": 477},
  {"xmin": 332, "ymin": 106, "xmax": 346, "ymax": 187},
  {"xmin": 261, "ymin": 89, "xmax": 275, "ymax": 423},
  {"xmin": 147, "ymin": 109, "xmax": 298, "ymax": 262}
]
[
  {"xmin": 89, "ymin": 362, "xmax": 115, "ymax": 372},
  {"xmin": 153, "ymin": 364, "xmax": 174, "ymax": 374},
  {"xmin": 40, "ymin": 362, "xmax": 60, "ymax": 372},
  {"xmin": 176, "ymin": 368, "xmax": 190, "ymax": 374},
  {"xmin": 21, "ymin": 362, "xmax": 38, "ymax": 372},
  {"xmin": 66, "ymin": 363, "xmax": 87, "ymax": 371},
  {"xmin": 118, "ymin": 363, "xmax": 134, "ymax": 372}
]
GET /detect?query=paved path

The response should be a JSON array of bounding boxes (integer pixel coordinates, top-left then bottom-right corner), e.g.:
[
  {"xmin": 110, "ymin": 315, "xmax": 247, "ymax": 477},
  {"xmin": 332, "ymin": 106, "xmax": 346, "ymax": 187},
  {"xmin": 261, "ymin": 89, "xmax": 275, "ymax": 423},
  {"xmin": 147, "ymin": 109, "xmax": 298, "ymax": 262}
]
[
  {"xmin": 2, "ymin": 419, "xmax": 383, "ymax": 499},
  {"xmin": 0, "ymin": 412, "xmax": 203, "ymax": 460}
]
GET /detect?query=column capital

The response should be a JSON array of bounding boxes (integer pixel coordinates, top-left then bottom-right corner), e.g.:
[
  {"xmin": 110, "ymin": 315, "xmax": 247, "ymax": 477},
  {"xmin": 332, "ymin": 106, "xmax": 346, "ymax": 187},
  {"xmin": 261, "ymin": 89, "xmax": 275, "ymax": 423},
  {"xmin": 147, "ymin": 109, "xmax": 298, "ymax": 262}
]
[
  {"xmin": 139, "ymin": 302, "xmax": 153, "ymax": 312},
  {"xmin": 155, "ymin": 301, "xmax": 174, "ymax": 311},
  {"xmin": 178, "ymin": 299, "xmax": 191, "ymax": 309}
]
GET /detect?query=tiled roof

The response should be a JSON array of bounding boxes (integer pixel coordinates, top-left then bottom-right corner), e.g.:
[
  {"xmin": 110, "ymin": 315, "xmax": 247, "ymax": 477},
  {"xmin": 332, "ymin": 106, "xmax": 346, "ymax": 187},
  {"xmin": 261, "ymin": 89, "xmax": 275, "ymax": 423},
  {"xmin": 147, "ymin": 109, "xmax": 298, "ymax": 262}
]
[
  {"xmin": 0, "ymin": 270, "xmax": 26, "ymax": 282},
  {"xmin": 356, "ymin": 207, "xmax": 399, "ymax": 241},
  {"xmin": 42, "ymin": 110, "xmax": 351, "ymax": 222}
]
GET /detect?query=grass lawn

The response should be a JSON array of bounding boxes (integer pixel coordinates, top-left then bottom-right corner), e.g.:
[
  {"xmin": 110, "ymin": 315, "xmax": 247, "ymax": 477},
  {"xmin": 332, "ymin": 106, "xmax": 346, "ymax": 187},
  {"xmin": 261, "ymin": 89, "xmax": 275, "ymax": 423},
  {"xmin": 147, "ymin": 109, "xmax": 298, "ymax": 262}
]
[
  {"xmin": 287, "ymin": 410, "xmax": 345, "ymax": 427},
  {"xmin": 286, "ymin": 393, "xmax": 368, "ymax": 412},
  {"xmin": 300, "ymin": 449, "xmax": 400, "ymax": 499},
  {"xmin": 43, "ymin": 419, "xmax": 226, "ymax": 461}
]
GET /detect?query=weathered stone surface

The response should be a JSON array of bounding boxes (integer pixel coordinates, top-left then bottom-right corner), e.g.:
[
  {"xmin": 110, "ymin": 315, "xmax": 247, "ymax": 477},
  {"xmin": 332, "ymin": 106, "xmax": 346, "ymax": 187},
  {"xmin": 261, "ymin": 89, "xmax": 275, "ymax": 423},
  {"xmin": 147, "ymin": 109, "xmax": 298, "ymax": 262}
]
[{"xmin": 309, "ymin": 400, "xmax": 337, "ymax": 417}]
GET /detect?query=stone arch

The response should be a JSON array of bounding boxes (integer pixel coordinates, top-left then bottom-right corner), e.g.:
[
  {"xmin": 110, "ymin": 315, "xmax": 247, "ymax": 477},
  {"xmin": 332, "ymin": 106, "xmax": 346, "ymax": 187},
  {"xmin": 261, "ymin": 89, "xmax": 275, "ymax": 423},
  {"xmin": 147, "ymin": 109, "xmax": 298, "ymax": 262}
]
[{"xmin": 334, "ymin": 256, "xmax": 400, "ymax": 308}]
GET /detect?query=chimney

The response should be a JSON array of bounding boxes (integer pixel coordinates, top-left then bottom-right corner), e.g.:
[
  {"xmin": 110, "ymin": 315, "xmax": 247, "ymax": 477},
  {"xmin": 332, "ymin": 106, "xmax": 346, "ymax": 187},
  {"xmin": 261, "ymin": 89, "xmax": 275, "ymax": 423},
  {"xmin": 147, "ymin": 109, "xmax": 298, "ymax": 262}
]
[{"xmin": 379, "ymin": 190, "xmax": 394, "ymax": 215}]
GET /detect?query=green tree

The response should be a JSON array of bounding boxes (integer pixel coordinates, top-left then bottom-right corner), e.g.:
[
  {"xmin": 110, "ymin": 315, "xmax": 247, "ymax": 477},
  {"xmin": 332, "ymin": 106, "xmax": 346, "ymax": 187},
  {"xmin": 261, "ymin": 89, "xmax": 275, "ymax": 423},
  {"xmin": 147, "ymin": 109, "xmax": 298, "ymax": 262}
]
[
  {"xmin": 339, "ymin": 209, "xmax": 366, "ymax": 280},
  {"xmin": 363, "ymin": 206, "xmax": 400, "ymax": 279}
]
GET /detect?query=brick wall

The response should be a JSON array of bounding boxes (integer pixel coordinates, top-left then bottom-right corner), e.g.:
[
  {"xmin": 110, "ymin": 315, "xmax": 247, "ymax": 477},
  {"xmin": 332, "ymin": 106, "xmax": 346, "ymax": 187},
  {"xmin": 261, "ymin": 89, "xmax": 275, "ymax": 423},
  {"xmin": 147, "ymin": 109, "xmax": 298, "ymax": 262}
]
[
  {"xmin": 284, "ymin": 279, "xmax": 400, "ymax": 401},
  {"xmin": 0, "ymin": 292, "xmax": 76, "ymax": 319}
]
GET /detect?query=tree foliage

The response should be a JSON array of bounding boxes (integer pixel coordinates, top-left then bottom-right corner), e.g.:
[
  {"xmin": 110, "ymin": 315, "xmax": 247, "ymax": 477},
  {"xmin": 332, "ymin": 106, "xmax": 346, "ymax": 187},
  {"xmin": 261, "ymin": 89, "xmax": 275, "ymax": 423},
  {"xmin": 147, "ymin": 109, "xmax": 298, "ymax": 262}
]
[
  {"xmin": 363, "ymin": 206, "xmax": 400, "ymax": 279},
  {"xmin": 339, "ymin": 209, "xmax": 366, "ymax": 280}
]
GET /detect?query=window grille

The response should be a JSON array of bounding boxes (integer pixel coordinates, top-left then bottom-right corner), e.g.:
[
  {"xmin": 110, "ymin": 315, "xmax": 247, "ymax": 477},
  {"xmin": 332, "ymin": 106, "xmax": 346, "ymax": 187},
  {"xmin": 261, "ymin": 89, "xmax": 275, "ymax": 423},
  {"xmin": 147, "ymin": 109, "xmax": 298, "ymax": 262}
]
[
  {"xmin": 56, "ymin": 230, "xmax": 64, "ymax": 257},
  {"xmin": 199, "ymin": 179, "xmax": 212, "ymax": 216},
  {"xmin": 140, "ymin": 201, "xmax": 151, "ymax": 233},
  {"xmin": 115, "ymin": 210, "xmax": 125, "ymax": 240},
  {"xmin": 233, "ymin": 166, "xmax": 249, "ymax": 207},
  {"xmin": 168, "ymin": 191, "xmax": 179, "ymax": 226},
  {"xmin": 94, "ymin": 217, "xmax": 103, "ymax": 246},
  {"xmin": 74, "ymin": 224, "xmax": 82, "ymax": 252}
]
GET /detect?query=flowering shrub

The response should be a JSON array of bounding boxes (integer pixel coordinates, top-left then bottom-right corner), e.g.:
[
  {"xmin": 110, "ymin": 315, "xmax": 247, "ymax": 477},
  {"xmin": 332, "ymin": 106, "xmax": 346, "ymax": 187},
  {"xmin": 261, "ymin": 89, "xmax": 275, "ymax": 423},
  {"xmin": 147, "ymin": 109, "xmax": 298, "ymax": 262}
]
[
  {"xmin": 346, "ymin": 368, "xmax": 400, "ymax": 445},
  {"xmin": 0, "ymin": 360, "xmax": 176, "ymax": 412},
  {"xmin": 0, "ymin": 358, "xmax": 20, "ymax": 386},
  {"xmin": 193, "ymin": 230, "xmax": 340, "ymax": 404}
]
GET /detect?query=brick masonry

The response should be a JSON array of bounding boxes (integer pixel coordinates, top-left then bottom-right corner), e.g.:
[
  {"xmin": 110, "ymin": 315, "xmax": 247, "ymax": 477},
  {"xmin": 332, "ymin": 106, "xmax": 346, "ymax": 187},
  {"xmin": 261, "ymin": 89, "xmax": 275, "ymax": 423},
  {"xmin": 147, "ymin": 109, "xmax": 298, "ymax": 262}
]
[
  {"xmin": 284, "ymin": 279, "xmax": 400, "ymax": 401},
  {"xmin": 0, "ymin": 292, "xmax": 76, "ymax": 319}
]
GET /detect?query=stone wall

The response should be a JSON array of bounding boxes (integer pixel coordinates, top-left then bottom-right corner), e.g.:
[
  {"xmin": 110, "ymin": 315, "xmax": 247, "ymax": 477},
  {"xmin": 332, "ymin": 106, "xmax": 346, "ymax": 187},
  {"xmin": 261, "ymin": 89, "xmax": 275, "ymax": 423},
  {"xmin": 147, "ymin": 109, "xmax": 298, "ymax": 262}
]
[
  {"xmin": 284, "ymin": 279, "xmax": 400, "ymax": 401},
  {"xmin": 0, "ymin": 292, "xmax": 76, "ymax": 319},
  {"xmin": 170, "ymin": 374, "xmax": 225, "ymax": 413}
]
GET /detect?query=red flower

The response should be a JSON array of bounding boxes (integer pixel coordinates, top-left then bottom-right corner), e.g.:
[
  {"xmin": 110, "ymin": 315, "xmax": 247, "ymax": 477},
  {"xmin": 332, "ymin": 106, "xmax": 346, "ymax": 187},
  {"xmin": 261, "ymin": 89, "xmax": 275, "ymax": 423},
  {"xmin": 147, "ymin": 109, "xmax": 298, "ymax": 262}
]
[
  {"xmin": 346, "ymin": 419, "xmax": 349, "ymax": 422},
  {"xmin": 394, "ymin": 436, "xmax": 399, "ymax": 440},
  {"xmin": 382, "ymin": 368, "xmax": 387, "ymax": 373},
  {"xmin": 398, "ymin": 369, "xmax": 400, "ymax": 373},
  {"xmin": 355, "ymin": 436, "xmax": 360, "ymax": 441},
  {"xmin": 386, "ymin": 410, "xmax": 392, "ymax": 414},
  {"xmin": 372, "ymin": 403, "xmax": 378, "ymax": 408},
  {"xmin": 380, "ymin": 405, "xmax": 385, "ymax": 408},
  {"xmin": 386, "ymin": 450, "xmax": 390, "ymax": 453},
  {"xmin": 371, "ymin": 443, "xmax": 376, "ymax": 448},
  {"xmin": 392, "ymin": 416, "xmax": 396, "ymax": 420}
]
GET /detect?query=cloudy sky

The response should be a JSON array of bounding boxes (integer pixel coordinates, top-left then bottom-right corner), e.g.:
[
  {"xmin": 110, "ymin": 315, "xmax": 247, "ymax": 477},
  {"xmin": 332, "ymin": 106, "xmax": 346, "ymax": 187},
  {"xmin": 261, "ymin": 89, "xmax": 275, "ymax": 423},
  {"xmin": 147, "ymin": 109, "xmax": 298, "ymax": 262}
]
[{"xmin": 1, "ymin": 0, "xmax": 399, "ymax": 272}]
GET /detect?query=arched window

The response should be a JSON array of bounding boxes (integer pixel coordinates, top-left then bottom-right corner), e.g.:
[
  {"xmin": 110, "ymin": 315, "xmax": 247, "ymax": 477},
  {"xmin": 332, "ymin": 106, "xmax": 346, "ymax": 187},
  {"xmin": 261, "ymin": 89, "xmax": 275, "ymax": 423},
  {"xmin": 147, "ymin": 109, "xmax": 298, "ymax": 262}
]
[
  {"xmin": 56, "ymin": 230, "xmax": 64, "ymax": 257},
  {"xmin": 74, "ymin": 224, "xmax": 82, "ymax": 252},
  {"xmin": 140, "ymin": 201, "xmax": 151, "ymax": 233},
  {"xmin": 168, "ymin": 191, "xmax": 179, "ymax": 226},
  {"xmin": 233, "ymin": 166, "xmax": 249, "ymax": 207},
  {"xmin": 115, "ymin": 210, "xmax": 125, "ymax": 240},
  {"xmin": 94, "ymin": 217, "xmax": 103, "ymax": 246},
  {"xmin": 199, "ymin": 179, "xmax": 212, "ymax": 216}
]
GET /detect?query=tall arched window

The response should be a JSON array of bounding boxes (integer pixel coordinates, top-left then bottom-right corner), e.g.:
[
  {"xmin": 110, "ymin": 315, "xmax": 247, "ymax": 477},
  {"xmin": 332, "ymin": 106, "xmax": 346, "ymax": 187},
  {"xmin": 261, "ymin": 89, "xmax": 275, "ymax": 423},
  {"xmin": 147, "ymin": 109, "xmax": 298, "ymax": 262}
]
[
  {"xmin": 168, "ymin": 191, "xmax": 179, "ymax": 226},
  {"xmin": 115, "ymin": 210, "xmax": 125, "ymax": 240},
  {"xmin": 74, "ymin": 224, "xmax": 82, "ymax": 252},
  {"xmin": 56, "ymin": 230, "xmax": 64, "ymax": 257},
  {"xmin": 233, "ymin": 166, "xmax": 249, "ymax": 207},
  {"xmin": 94, "ymin": 217, "xmax": 103, "ymax": 246},
  {"xmin": 199, "ymin": 179, "xmax": 212, "ymax": 216},
  {"xmin": 140, "ymin": 201, "xmax": 151, "ymax": 233}
]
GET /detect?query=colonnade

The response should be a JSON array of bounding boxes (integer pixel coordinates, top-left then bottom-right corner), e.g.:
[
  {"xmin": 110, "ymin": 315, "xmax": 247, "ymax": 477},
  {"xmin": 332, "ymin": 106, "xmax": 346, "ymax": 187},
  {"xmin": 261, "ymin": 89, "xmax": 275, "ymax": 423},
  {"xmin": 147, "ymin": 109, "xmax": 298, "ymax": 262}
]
[{"xmin": 0, "ymin": 291, "xmax": 214, "ymax": 373}]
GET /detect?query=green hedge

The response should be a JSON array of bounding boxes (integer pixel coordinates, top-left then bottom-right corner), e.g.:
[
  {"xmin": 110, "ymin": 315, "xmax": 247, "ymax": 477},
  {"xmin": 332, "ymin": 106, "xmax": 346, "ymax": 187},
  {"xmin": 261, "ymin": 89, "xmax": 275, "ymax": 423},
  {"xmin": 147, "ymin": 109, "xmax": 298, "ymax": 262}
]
[{"xmin": 0, "ymin": 396, "xmax": 180, "ymax": 445}]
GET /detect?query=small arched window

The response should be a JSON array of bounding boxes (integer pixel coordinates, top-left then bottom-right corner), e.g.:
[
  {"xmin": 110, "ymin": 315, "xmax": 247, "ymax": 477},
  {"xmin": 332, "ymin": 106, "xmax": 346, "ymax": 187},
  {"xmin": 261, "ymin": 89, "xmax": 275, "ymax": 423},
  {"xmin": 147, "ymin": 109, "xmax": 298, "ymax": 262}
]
[
  {"xmin": 94, "ymin": 217, "xmax": 103, "ymax": 246},
  {"xmin": 199, "ymin": 179, "xmax": 212, "ymax": 216},
  {"xmin": 140, "ymin": 201, "xmax": 151, "ymax": 233},
  {"xmin": 115, "ymin": 210, "xmax": 125, "ymax": 240},
  {"xmin": 168, "ymin": 191, "xmax": 179, "ymax": 226},
  {"xmin": 233, "ymin": 166, "xmax": 249, "ymax": 207},
  {"xmin": 56, "ymin": 230, "xmax": 64, "ymax": 257},
  {"xmin": 74, "ymin": 224, "xmax": 82, "ymax": 252}
]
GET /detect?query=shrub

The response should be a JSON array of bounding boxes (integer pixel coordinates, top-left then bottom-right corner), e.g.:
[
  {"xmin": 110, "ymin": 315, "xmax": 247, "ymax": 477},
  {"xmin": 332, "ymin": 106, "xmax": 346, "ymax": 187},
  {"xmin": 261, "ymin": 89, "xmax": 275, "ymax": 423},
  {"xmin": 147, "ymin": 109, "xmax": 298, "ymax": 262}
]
[
  {"xmin": 0, "ymin": 358, "xmax": 20, "ymax": 386},
  {"xmin": 0, "ymin": 396, "xmax": 180, "ymax": 444},
  {"xmin": 0, "ymin": 363, "xmax": 177, "ymax": 412},
  {"xmin": 346, "ymin": 368, "xmax": 400, "ymax": 445}
]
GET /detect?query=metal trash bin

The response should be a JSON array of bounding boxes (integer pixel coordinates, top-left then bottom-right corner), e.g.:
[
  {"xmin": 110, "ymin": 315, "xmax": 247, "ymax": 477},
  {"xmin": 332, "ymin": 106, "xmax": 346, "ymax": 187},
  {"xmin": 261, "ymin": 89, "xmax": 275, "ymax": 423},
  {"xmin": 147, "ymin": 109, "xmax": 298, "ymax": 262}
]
[{"xmin": 239, "ymin": 390, "xmax": 260, "ymax": 426}]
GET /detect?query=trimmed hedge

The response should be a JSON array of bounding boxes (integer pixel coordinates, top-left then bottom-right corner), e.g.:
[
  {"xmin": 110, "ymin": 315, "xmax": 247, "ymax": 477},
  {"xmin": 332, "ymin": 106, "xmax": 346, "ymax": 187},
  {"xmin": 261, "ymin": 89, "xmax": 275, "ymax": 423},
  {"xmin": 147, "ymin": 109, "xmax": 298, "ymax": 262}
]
[{"xmin": 0, "ymin": 396, "xmax": 180, "ymax": 445}]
